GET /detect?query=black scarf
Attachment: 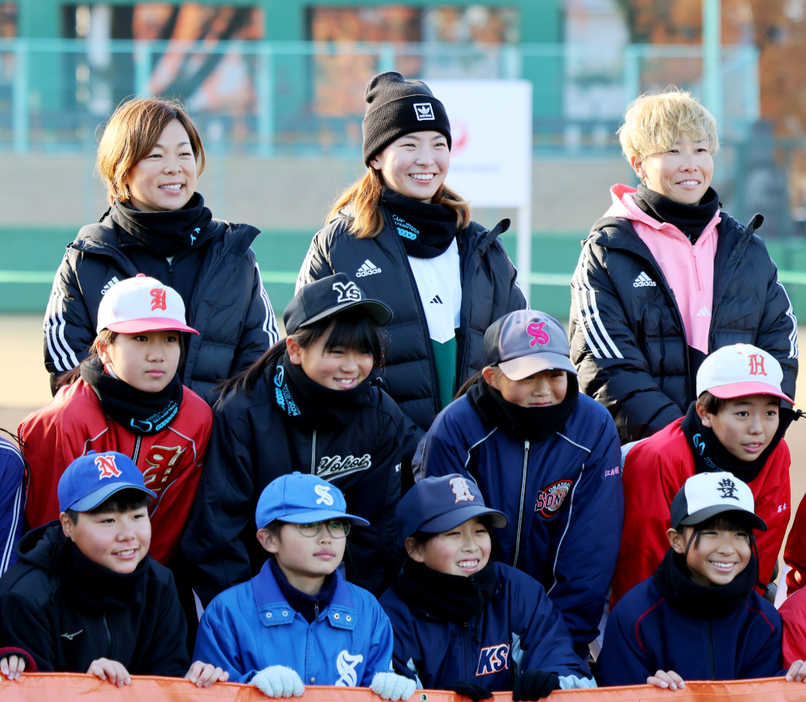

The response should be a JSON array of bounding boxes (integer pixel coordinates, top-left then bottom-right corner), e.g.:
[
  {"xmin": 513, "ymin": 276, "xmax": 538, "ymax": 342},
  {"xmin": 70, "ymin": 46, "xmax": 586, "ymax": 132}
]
[
  {"xmin": 111, "ymin": 192, "xmax": 213, "ymax": 258},
  {"xmin": 270, "ymin": 557, "xmax": 338, "ymax": 623},
  {"xmin": 633, "ymin": 184, "xmax": 720, "ymax": 244},
  {"xmin": 382, "ymin": 190, "xmax": 457, "ymax": 259},
  {"xmin": 653, "ymin": 547, "xmax": 759, "ymax": 620},
  {"xmin": 56, "ymin": 537, "xmax": 149, "ymax": 611},
  {"xmin": 466, "ymin": 375, "xmax": 580, "ymax": 443},
  {"xmin": 272, "ymin": 352, "xmax": 374, "ymax": 431},
  {"xmin": 391, "ymin": 558, "xmax": 497, "ymax": 626},
  {"xmin": 680, "ymin": 401, "xmax": 793, "ymax": 484},
  {"xmin": 81, "ymin": 356, "xmax": 183, "ymax": 436}
]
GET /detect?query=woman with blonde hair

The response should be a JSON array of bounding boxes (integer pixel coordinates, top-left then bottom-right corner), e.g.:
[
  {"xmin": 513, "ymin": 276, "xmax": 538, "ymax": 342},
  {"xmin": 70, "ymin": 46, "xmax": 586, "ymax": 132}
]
[
  {"xmin": 297, "ymin": 72, "xmax": 526, "ymax": 452},
  {"xmin": 44, "ymin": 97, "xmax": 279, "ymax": 404},
  {"xmin": 569, "ymin": 88, "xmax": 798, "ymax": 444}
]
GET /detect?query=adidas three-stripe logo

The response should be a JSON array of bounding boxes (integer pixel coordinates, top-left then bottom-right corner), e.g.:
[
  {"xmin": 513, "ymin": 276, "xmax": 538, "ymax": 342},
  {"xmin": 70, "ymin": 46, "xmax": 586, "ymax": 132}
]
[
  {"xmin": 356, "ymin": 260, "xmax": 382, "ymax": 277},
  {"xmin": 633, "ymin": 271, "xmax": 656, "ymax": 288},
  {"xmin": 430, "ymin": 295, "xmax": 443, "ymax": 304}
]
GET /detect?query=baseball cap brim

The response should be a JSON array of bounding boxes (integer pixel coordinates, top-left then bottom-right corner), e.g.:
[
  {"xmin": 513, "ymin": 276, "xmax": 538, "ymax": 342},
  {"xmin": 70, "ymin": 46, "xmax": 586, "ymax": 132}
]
[
  {"xmin": 707, "ymin": 381, "xmax": 793, "ymax": 405},
  {"xmin": 498, "ymin": 352, "xmax": 577, "ymax": 381},
  {"xmin": 299, "ymin": 300, "xmax": 393, "ymax": 331},
  {"xmin": 105, "ymin": 318, "xmax": 199, "ymax": 335},
  {"xmin": 416, "ymin": 504, "xmax": 508, "ymax": 535},
  {"xmin": 262, "ymin": 509, "xmax": 370, "ymax": 529},
  {"xmin": 67, "ymin": 483, "xmax": 158, "ymax": 513},
  {"xmin": 678, "ymin": 505, "xmax": 768, "ymax": 532}
]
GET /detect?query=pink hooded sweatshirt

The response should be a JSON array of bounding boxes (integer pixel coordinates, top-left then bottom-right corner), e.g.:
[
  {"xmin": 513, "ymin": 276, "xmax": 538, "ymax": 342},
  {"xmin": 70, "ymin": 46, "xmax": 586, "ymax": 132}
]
[{"xmin": 604, "ymin": 184, "xmax": 722, "ymax": 355}]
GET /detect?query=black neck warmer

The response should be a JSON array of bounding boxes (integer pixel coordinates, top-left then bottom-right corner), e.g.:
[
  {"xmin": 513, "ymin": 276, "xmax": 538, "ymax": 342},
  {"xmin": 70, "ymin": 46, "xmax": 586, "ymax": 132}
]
[
  {"xmin": 270, "ymin": 557, "xmax": 338, "ymax": 624},
  {"xmin": 653, "ymin": 547, "xmax": 759, "ymax": 620},
  {"xmin": 382, "ymin": 190, "xmax": 457, "ymax": 259},
  {"xmin": 680, "ymin": 401, "xmax": 794, "ymax": 484},
  {"xmin": 633, "ymin": 184, "xmax": 720, "ymax": 244},
  {"xmin": 81, "ymin": 356, "xmax": 183, "ymax": 436},
  {"xmin": 56, "ymin": 538, "xmax": 149, "ymax": 612},
  {"xmin": 272, "ymin": 352, "xmax": 374, "ymax": 431},
  {"xmin": 466, "ymin": 375, "xmax": 580, "ymax": 443},
  {"xmin": 392, "ymin": 558, "xmax": 497, "ymax": 627},
  {"xmin": 111, "ymin": 192, "xmax": 213, "ymax": 257}
]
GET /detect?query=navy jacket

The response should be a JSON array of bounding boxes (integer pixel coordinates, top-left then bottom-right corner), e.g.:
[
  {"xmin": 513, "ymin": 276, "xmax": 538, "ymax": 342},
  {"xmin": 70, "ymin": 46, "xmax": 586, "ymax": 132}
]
[
  {"xmin": 598, "ymin": 562, "xmax": 783, "ymax": 686},
  {"xmin": 414, "ymin": 392, "xmax": 623, "ymax": 655},
  {"xmin": 380, "ymin": 562, "xmax": 594, "ymax": 691},
  {"xmin": 297, "ymin": 208, "xmax": 526, "ymax": 431},
  {"xmin": 0, "ymin": 437, "xmax": 24, "ymax": 574},
  {"xmin": 569, "ymin": 211, "xmax": 799, "ymax": 444}
]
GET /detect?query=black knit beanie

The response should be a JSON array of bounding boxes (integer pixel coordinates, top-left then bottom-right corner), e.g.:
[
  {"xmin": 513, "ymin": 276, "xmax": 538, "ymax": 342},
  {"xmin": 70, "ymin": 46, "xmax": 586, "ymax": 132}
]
[{"xmin": 362, "ymin": 71, "xmax": 452, "ymax": 166}]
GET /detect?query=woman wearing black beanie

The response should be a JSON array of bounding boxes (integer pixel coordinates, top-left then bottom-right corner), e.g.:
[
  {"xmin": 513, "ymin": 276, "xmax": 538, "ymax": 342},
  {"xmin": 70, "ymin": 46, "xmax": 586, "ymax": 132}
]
[{"xmin": 297, "ymin": 72, "xmax": 527, "ymax": 457}]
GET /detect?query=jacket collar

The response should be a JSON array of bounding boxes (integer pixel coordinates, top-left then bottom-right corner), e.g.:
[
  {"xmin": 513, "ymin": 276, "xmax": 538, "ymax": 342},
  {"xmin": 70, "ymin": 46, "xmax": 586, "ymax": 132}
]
[{"xmin": 251, "ymin": 560, "xmax": 357, "ymax": 630}]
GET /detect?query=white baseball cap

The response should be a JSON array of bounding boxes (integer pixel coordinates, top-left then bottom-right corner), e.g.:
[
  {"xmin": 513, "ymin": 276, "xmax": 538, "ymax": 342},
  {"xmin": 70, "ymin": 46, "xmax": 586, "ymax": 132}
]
[
  {"xmin": 670, "ymin": 472, "xmax": 767, "ymax": 532},
  {"xmin": 696, "ymin": 343, "xmax": 792, "ymax": 405},
  {"xmin": 96, "ymin": 274, "xmax": 198, "ymax": 336}
]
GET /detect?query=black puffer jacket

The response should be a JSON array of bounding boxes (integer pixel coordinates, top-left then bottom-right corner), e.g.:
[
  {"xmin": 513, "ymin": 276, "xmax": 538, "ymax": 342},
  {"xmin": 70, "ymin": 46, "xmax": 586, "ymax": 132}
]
[
  {"xmin": 569, "ymin": 211, "xmax": 798, "ymax": 444},
  {"xmin": 182, "ymin": 354, "xmax": 416, "ymax": 606},
  {"xmin": 297, "ymin": 207, "xmax": 527, "ymax": 431},
  {"xmin": 43, "ymin": 200, "xmax": 279, "ymax": 404},
  {"xmin": 0, "ymin": 523, "xmax": 189, "ymax": 675}
]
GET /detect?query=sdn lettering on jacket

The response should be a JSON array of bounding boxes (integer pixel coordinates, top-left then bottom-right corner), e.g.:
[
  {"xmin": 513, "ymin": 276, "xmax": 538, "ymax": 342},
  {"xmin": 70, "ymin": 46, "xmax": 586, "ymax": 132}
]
[
  {"xmin": 475, "ymin": 644, "xmax": 509, "ymax": 677},
  {"xmin": 316, "ymin": 454, "xmax": 372, "ymax": 480},
  {"xmin": 535, "ymin": 479, "xmax": 573, "ymax": 518}
]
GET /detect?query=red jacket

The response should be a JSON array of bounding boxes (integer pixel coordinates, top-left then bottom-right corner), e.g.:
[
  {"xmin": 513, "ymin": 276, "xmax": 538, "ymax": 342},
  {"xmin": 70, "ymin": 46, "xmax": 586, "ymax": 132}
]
[
  {"xmin": 19, "ymin": 379, "xmax": 212, "ymax": 564},
  {"xmin": 784, "ymin": 494, "xmax": 806, "ymax": 594},
  {"xmin": 781, "ymin": 583, "xmax": 806, "ymax": 666},
  {"xmin": 611, "ymin": 417, "xmax": 790, "ymax": 608}
]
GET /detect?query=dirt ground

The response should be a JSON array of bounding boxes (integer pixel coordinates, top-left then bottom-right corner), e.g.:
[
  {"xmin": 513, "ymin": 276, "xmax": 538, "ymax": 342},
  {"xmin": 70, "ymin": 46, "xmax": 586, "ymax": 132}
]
[{"xmin": 2, "ymin": 314, "xmax": 806, "ymax": 585}]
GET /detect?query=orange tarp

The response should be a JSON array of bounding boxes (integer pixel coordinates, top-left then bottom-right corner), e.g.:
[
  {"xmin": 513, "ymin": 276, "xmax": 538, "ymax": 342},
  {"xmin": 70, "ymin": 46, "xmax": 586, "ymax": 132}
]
[{"xmin": 1, "ymin": 676, "xmax": 806, "ymax": 702}]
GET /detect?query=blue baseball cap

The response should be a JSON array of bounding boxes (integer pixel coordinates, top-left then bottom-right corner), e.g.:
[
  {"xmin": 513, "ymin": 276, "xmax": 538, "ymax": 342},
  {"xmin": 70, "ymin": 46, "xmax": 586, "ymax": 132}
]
[
  {"xmin": 396, "ymin": 474, "xmax": 508, "ymax": 547},
  {"xmin": 256, "ymin": 472, "xmax": 370, "ymax": 530},
  {"xmin": 58, "ymin": 451, "xmax": 157, "ymax": 512}
]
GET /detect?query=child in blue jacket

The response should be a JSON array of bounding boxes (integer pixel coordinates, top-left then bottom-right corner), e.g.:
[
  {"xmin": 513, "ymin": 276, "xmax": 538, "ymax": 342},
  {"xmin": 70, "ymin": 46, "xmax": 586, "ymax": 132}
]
[
  {"xmin": 414, "ymin": 310, "xmax": 622, "ymax": 657},
  {"xmin": 193, "ymin": 472, "xmax": 414, "ymax": 700},
  {"xmin": 380, "ymin": 474, "xmax": 595, "ymax": 701},
  {"xmin": 598, "ymin": 471, "xmax": 783, "ymax": 688}
]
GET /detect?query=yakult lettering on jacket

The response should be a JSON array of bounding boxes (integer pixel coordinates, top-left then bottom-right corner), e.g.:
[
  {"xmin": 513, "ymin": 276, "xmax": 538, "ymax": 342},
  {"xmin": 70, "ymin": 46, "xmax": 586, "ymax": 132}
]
[{"xmin": 316, "ymin": 454, "xmax": 372, "ymax": 480}]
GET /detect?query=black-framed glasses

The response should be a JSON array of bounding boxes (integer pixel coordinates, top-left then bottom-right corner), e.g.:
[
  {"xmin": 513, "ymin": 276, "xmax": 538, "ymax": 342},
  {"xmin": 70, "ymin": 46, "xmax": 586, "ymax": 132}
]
[{"xmin": 296, "ymin": 520, "xmax": 351, "ymax": 539}]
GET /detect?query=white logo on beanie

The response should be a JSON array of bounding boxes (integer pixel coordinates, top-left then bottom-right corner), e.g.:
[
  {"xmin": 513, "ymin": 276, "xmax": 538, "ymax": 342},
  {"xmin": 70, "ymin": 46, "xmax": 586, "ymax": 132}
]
[
  {"xmin": 414, "ymin": 103, "xmax": 435, "ymax": 121},
  {"xmin": 332, "ymin": 281, "xmax": 361, "ymax": 303},
  {"xmin": 315, "ymin": 484, "xmax": 334, "ymax": 505}
]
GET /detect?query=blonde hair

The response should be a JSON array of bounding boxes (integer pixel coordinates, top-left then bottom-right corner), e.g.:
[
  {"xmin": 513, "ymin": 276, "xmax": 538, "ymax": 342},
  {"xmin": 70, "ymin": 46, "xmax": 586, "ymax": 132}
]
[
  {"xmin": 326, "ymin": 168, "xmax": 471, "ymax": 239},
  {"xmin": 618, "ymin": 88, "xmax": 720, "ymax": 163},
  {"xmin": 96, "ymin": 97, "xmax": 206, "ymax": 205}
]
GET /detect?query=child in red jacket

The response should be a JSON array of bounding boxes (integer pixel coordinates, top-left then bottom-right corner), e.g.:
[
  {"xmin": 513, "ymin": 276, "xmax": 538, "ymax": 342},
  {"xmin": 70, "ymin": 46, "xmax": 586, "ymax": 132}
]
[
  {"xmin": 610, "ymin": 343, "xmax": 795, "ymax": 608},
  {"xmin": 19, "ymin": 275, "xmax": 212, "ymax": 565}
]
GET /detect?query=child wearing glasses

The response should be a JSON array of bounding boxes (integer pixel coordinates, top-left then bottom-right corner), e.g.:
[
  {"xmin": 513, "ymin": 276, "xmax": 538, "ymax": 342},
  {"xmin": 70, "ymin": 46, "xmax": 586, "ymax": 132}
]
[{"xmin": 192, "ymin": 472, "xmax": 415, "ymax": 700}]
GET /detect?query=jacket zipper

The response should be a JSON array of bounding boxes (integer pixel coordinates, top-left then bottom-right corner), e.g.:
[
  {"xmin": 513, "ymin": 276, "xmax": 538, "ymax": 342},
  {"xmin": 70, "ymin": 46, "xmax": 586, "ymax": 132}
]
[
  {"xmin": 512, "ymin": 441, "xmax": 530, "ymax": 567},
  {"xmin": 103, "ymin": 612, "xmax": 112, "ymax": 658},
  {"xmin": 131, "ymin": 435, "xmax": 142, "ymax": 463},
  {"xmin": 310, "ymin": 431, "xmax": 317, "ymax": 474},
  {"xmin": 706, "ymin": 620, "xmax": 716, "ymax": 679}
]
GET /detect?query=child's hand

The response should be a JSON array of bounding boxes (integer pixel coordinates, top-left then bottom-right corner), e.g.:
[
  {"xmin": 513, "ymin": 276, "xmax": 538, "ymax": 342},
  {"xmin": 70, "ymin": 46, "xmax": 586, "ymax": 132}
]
[
  {"xmin": 251, "ymin": 665, "xmax": 305, "ymax": 697},
  {"xmin": 647, "ymin": 670, "xmax": 685, "ymax": 690},
  {"xmin": 87, "ymin": 658, "xmax": 132, "ymax": 687},
  {"xmin": 186, "ymin": 661, "xmax": 230, "ymax": 687},
  {"xmin": 0, "ymin": 655, "xmax": 26, "ymax": 681},
  {"xmin": 786, "ymin": 660, "xmax": 806, "ymax": 682}
]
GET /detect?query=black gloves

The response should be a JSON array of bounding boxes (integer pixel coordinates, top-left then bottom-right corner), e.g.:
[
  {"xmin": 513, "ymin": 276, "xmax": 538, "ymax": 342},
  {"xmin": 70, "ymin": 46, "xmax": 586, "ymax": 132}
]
[
  {"xmin": 512, "ymin": 670, "xmax": 560, "ymax": 701},
  {"xmin": 449, "ymin": 680, "xmax": 494, "ymax": 702}
]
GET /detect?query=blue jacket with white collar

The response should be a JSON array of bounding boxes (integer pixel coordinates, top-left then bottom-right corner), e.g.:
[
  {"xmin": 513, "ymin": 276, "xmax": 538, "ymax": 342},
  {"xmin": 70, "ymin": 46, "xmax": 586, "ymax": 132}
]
[{"xmin": 193, "ymin": 559, "xmax": 395, "ymax": 684}]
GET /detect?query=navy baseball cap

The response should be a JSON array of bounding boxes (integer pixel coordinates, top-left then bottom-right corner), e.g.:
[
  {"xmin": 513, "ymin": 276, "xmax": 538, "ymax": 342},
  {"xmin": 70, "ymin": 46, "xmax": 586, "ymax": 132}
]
[
  {"xmin": 484, "ymin": 310, "xmax": 577, "ymax": 381},
  {"xmin": 670, "ymin": 472, "xmax": 767, "ymax": 532},
  {"xmin": 58, "ymin": 451, "xmax": 157, "ymax": 513},
  {"xmin": 396, "ymin": 474, "xmax": 508, "ymax": 547},
  {"xmin": 284, "ymin": 273, "xmax": 392, "ymax": 335},
  {"xmin": 256, "ymin": 472, "xmax": 370, "ymax": 530}
]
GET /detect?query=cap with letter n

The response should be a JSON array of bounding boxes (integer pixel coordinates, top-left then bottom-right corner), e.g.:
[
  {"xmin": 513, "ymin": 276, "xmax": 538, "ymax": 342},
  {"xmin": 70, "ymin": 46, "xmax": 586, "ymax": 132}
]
[
  {"xmin": 58, "ymin": 450, "xmax": 157, "ymax": 513},
  {"xmin": 96, "ymin": 273, "xmax": 198, "ymax": 336},
  {"xmin": 696, "ymin": 343, "xmax": 793, "ymax": 404},
  {"xmin": 670, "ymin": 471, "xmax": 767, "ymax": 532},
  {"xmin": 255, "ymin": 471, "xmax": 370, "ymax": 530}
]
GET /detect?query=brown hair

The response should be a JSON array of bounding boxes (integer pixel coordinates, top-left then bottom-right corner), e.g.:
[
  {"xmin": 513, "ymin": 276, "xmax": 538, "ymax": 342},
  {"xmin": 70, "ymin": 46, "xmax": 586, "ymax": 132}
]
[
  {"xmin": 326, "ymin": 167, "xmax": 471, "ymax": 239},
  {"xmin": 96, "ymin": 97, "xmax": 206, "ymax": 205}
]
